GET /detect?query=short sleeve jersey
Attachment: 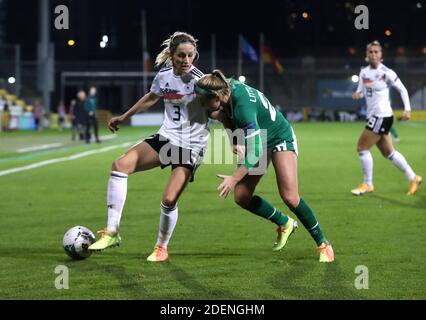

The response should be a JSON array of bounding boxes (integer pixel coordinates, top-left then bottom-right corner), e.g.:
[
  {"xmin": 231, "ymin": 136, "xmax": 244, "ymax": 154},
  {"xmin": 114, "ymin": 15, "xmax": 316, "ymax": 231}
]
[
  {"xmin": 230, "ymin": 79, "xmax": 292, "ymax": 149},
  {"xmin": 150, "ymin": 65, "xmax": 209, "ymax": 153}
]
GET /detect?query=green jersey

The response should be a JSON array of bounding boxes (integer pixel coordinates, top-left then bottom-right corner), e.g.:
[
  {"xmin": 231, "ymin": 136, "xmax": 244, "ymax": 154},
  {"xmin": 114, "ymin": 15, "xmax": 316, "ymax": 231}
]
[{"xmin": 229, "ymin": 79, "xmax": 293, "ymax": 169}]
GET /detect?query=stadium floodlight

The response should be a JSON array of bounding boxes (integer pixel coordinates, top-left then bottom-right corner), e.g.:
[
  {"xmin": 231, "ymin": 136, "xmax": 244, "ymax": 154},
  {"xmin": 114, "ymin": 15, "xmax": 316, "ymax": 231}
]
[
  {"xmin": 238, "ymin": 75, "xmax": 246, "ymax": 83},
  {"xmin": 100, "ymin": 41, "xmax": 107, "ymax": 48},
  {"xmin": 417, "ymin": 2, "xmax": 422, "ymax": 9},
  {"xmin": 351, "ymin": 75, "xmax": 359, "ymax": 83},
  {"xmin": 102, "ymin": 35, "xmax": 109, "ymax": 43},
  {"xmin": 8, "ymin": 77, "xmax": 16, "ymax": 84},
  {"xmin": 68, "ymin": 39, "xmax": 75, "ymax": 46}
]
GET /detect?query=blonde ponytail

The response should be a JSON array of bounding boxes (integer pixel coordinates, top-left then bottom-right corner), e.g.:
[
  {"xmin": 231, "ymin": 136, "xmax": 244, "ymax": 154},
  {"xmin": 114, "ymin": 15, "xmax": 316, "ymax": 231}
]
[{"xmin": 155, "ymin": 31, "xmax": 198, "ymax": 68}]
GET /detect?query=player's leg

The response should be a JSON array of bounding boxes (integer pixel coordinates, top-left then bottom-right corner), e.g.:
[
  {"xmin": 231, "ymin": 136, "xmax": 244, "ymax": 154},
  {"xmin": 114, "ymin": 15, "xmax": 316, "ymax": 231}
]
[
  {"xmin": 235, "ymin": 173, "xmax": 291, "ymax": 226},
  {"xmin": 272, "ymin": 151, "xmax": 333, "ymax": 262},
  {"xmin": 147, "ymin": 166, "xmax": 192, "ymax": 262},
  {"xmin": 376, "ymin": 134, "xmax": 422, "ymax": 195},
  {"xmin": 234, "ymin": 174, "xmax": 296, "ymax": 251},
  {"xmin": 71, "ymin": 120, "xmax": 77, "ymax": 141},
  {"xmin": 89, "ymin": 140, "xmax": 162, "ymax": 251},
  {"xmin": 92, "ymin": 116, "xmax": 100, "ymax": 143},
  {"xmin": 85, "ymin": 117, "xmax": 91, "ymax": 143},
  {"xmin": 351, "ymin": 129, "xmax": 380, "ymax": 195}
]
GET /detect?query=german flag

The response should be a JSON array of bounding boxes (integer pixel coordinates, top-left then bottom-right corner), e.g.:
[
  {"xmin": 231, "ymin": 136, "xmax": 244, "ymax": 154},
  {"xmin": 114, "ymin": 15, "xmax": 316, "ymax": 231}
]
[{"xmin": 262, "ymin": 46, "xmax": 283, "ymax": 74}]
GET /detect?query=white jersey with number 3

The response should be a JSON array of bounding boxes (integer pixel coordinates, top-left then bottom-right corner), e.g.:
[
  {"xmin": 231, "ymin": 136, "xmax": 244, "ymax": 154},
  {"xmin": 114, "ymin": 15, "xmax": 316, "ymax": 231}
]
[
  {"xmin": 150, "ymin": 65, "xmax": 209, "ymax": 153},
  {"xmin": 356, "ymin": 63, "xmax": 411, "ymax": 118}
]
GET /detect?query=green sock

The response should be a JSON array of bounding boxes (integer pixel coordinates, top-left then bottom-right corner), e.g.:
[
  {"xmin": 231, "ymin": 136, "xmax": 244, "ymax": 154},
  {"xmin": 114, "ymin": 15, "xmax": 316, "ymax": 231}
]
[
  {"xmin": 390, "ymin": 127, "xmax": 399, "ymax": 139},
  {"xmin": 290, "ymin": 198, "xmax": 326, "ymax": 245},
  {"xmin": 245, "ymin": 195, "xmax": 289, "ymax": 226}
]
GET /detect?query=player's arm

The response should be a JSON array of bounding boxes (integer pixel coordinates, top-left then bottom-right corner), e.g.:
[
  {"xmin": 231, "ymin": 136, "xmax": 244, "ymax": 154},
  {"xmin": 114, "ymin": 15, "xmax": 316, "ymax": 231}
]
[
  {"xmin": 219, "ymin": 110, "xmax": 241, "ymax": 155},
  {"xmin": 352, "ymin": 71, "xmax": 364, "ymax": 100},
  {"xmin": 108, "ymin": 92, "xmax": 161, "ymax": 132},
  {"xmin": 217, "ymin": 107, "xmax": 262, "ymax": 198},
  {"xmin": 387, "ymin": 70, "xmax": 411, "ymax": 120}
]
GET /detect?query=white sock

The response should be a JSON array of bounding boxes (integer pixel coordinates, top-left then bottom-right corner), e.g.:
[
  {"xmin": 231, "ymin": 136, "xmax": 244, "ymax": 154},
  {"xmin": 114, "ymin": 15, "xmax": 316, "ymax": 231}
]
[
  {"xmin": 156, "ymin": 202, "xmax": 178, "ymax": 248},
  {"xmin": 359, "ymin": 150, "xmax": 373, "ymax": 186},
  {"xmin": 106, "ymin": 171, "xmax": 128, "ymax": 234},
  {"xmin": 388, "ymin": 151, "xmax": 416, "ymax": 181}
]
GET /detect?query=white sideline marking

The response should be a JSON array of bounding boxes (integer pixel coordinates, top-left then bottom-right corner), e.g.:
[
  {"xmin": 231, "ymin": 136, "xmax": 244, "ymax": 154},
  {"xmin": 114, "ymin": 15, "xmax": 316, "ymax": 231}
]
[
  {"xmin": 16, "ymin": 134, "xmax": 118, "ymax": 153},
  {"xmin": 17, "ymin": 143, "xmax": 64, "ymax": 153},
  {"xmin": 100, "ymin": 134, "xmax": 118, "ymax": 141},
  {"xmin": 0, "ymin": 142, "xmax": 133, "ymax": 177}
]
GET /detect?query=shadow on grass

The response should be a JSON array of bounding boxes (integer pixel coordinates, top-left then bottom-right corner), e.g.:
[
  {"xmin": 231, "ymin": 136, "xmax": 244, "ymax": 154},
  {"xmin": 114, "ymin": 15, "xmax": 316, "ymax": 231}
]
[
  {"xmin": 161, "ymin": 261, "xmax": 242, "ymax": 300},
  {"xmin": 268, "ymin": 255, "xmax": 368, "ymax": 300},
  {"xmin": 322, "ymin": 260, "xmax": 367, "ymax": 300},
  {"xmin": 170, "ymin": 252, "xmax": 242, "ymax": 258},
  {"xmin": 371, "ymin": 194, "xmax": 426, "ymax": 210},
  {"xmin": 3, "ymin": 247, "xmax": 152, "ymax": 299},
  {"xmin": 0, "ymin": 247, "xmax": 65, "ymax": 259},
  {"xmin": 65, "ymin": 255, "xmax": 150, "ymax": 299},
  {"xmin": 101, "ymin": 264, "xmax": 148, "ymax": 299}
]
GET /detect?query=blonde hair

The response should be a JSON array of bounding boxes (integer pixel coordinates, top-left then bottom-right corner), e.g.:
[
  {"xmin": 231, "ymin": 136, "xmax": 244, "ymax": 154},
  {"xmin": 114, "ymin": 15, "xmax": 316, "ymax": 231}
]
[
  {"xmin": 365, "ymin": 40, "xmax": 383, "ymax": 63},
  {"xmin": 196, "ymin": 69, "xmax": 231, "ymax": 98},
  {"xmin": 366, "ymin": 40, "xmax": 382, "ymax": 51},
  {"xmin": 155, "ymin": 31, "xmax": 198, "ymax": 67}
]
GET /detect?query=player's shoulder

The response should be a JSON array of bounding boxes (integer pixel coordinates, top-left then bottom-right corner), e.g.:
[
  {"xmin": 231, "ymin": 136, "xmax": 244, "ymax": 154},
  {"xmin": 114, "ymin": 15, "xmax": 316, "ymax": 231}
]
[
  {"xmin": 153, "ymin": 66, "xmax": 173, "ymax": 80},
  {"xmin": 159, "ymin": 66, "xmax": 173, "ymax": 74},
  {"xmin": 189, "ymin": 66, "xmax": 204, "ymax": 79},
  {"xmin": 380, "ymin": 64, "xmax": 398, "ymax": 80},
  {"xmin": 359, "ymin": 65, "xmax": 369, "ymax": 75},
  {"xmin": 379, "ymin": 63, "xmax": 391, "ymax": 72},
  {"xmin": 379, "ymin": 63, "xmax": 395, "ymax": 74}
]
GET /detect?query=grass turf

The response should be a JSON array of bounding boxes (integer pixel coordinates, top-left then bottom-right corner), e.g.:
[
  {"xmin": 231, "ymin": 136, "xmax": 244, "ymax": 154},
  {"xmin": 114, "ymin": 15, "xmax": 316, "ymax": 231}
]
[{"xmin": 0, "ymin": 121, "xmax": 425, "ymax": 299}]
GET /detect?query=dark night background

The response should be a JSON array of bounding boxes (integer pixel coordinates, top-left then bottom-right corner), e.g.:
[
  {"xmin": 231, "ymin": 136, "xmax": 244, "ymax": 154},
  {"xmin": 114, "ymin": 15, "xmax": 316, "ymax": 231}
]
[{"xmin": 2, "ymin": 0, "xmax": 426, "ymax": 60}]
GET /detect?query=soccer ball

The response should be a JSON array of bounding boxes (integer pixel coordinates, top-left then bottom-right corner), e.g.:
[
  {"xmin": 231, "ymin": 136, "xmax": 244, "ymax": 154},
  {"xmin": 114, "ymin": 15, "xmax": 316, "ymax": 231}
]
[{"xmin": 63, "ymin": 226, "xmax": 96, "ymax": 260}]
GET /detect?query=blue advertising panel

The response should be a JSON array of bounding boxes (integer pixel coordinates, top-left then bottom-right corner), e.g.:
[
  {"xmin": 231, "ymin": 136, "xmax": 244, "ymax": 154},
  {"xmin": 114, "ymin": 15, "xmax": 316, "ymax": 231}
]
[{"xmin": 318, "ymin": 80, "xmax": 361, "ymax": 109}]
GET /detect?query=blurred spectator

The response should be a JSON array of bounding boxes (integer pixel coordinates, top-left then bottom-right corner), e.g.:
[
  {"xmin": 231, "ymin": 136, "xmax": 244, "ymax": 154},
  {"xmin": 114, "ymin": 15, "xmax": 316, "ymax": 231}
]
[
  {"xmin": 338, "ymin": 111, "xmax": 357, "ymax": 122},
  {"xmin": 1, "ymin": 102, "xmax": 10, "ymax": 132},
  {"xmin": 57, "ymin": 100, "xmax": 67, "ymax": 131},
  {"xmin": 286, "ymin": 110, "xmax": 304, "ymax": 122},
  {"xmin": 33, "ymin": 100, "xmax": 44, "ymax": 131},
  {"xmin": 84, "ymin": 86, "xmax": 101, "ymax": 143},
  {"xmin": 324, "ymin": 109, "xmax": 336, "ymax": 121},
  {"xmin": 71, "ymin": 91, "xmax": 88, "ymax": 141}
]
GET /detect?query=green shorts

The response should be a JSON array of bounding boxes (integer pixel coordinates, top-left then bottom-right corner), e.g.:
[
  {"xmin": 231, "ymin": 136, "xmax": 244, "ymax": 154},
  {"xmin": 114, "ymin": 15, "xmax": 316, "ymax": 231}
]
[
  {"xmin": 242, "ymin": 127, "xmax": 299, "ymax": 176},
  {"xmin": 269, "ymin": 127, "xmax": 299, "ymax": 156}
]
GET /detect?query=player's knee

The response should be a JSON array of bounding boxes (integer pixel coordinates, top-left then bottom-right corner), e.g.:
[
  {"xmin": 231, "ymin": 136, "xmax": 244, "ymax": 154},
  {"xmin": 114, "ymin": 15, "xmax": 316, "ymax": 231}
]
[
  {"xmin": 234, "ymin": 193, "xmax": 252, "ymax": 209},
  {"xmin": 281, "ymin": 193, "xmax": 300, "ymax": 209},
  {"xmin": 162, "ymin": 195, "xmax": 177, "ymax": 208},
  {"xmin": 357, "ymin": 145, "xmax": 365, "ymax": 153},
  {"xmin": 112, "ymin": 158, "xmax": 132, "ymax": 175}
]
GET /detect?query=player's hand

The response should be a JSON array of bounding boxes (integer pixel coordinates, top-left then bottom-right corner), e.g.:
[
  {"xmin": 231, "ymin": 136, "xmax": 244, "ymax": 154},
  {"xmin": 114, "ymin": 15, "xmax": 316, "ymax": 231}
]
[
  {"xmin": 402, "ymin": 111, "xmax": 411, "ymax": 121},
  {"xmin": 217, "ymin": 174, "xmax": 238, "ymax": 198},
  {"xmin": 108, "ymin": 116, "xmax": 125, "ymax": 133},
  {"xmin": 352, "ymin": 92, "xmax": 362, "ymax": 100}
]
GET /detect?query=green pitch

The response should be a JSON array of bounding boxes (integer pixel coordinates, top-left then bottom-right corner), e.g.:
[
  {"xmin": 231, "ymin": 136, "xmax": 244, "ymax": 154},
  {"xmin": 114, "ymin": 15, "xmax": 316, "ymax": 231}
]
[{"xmin": 0, "ymin": 121, "xmax": 425, "ymax": 299}]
